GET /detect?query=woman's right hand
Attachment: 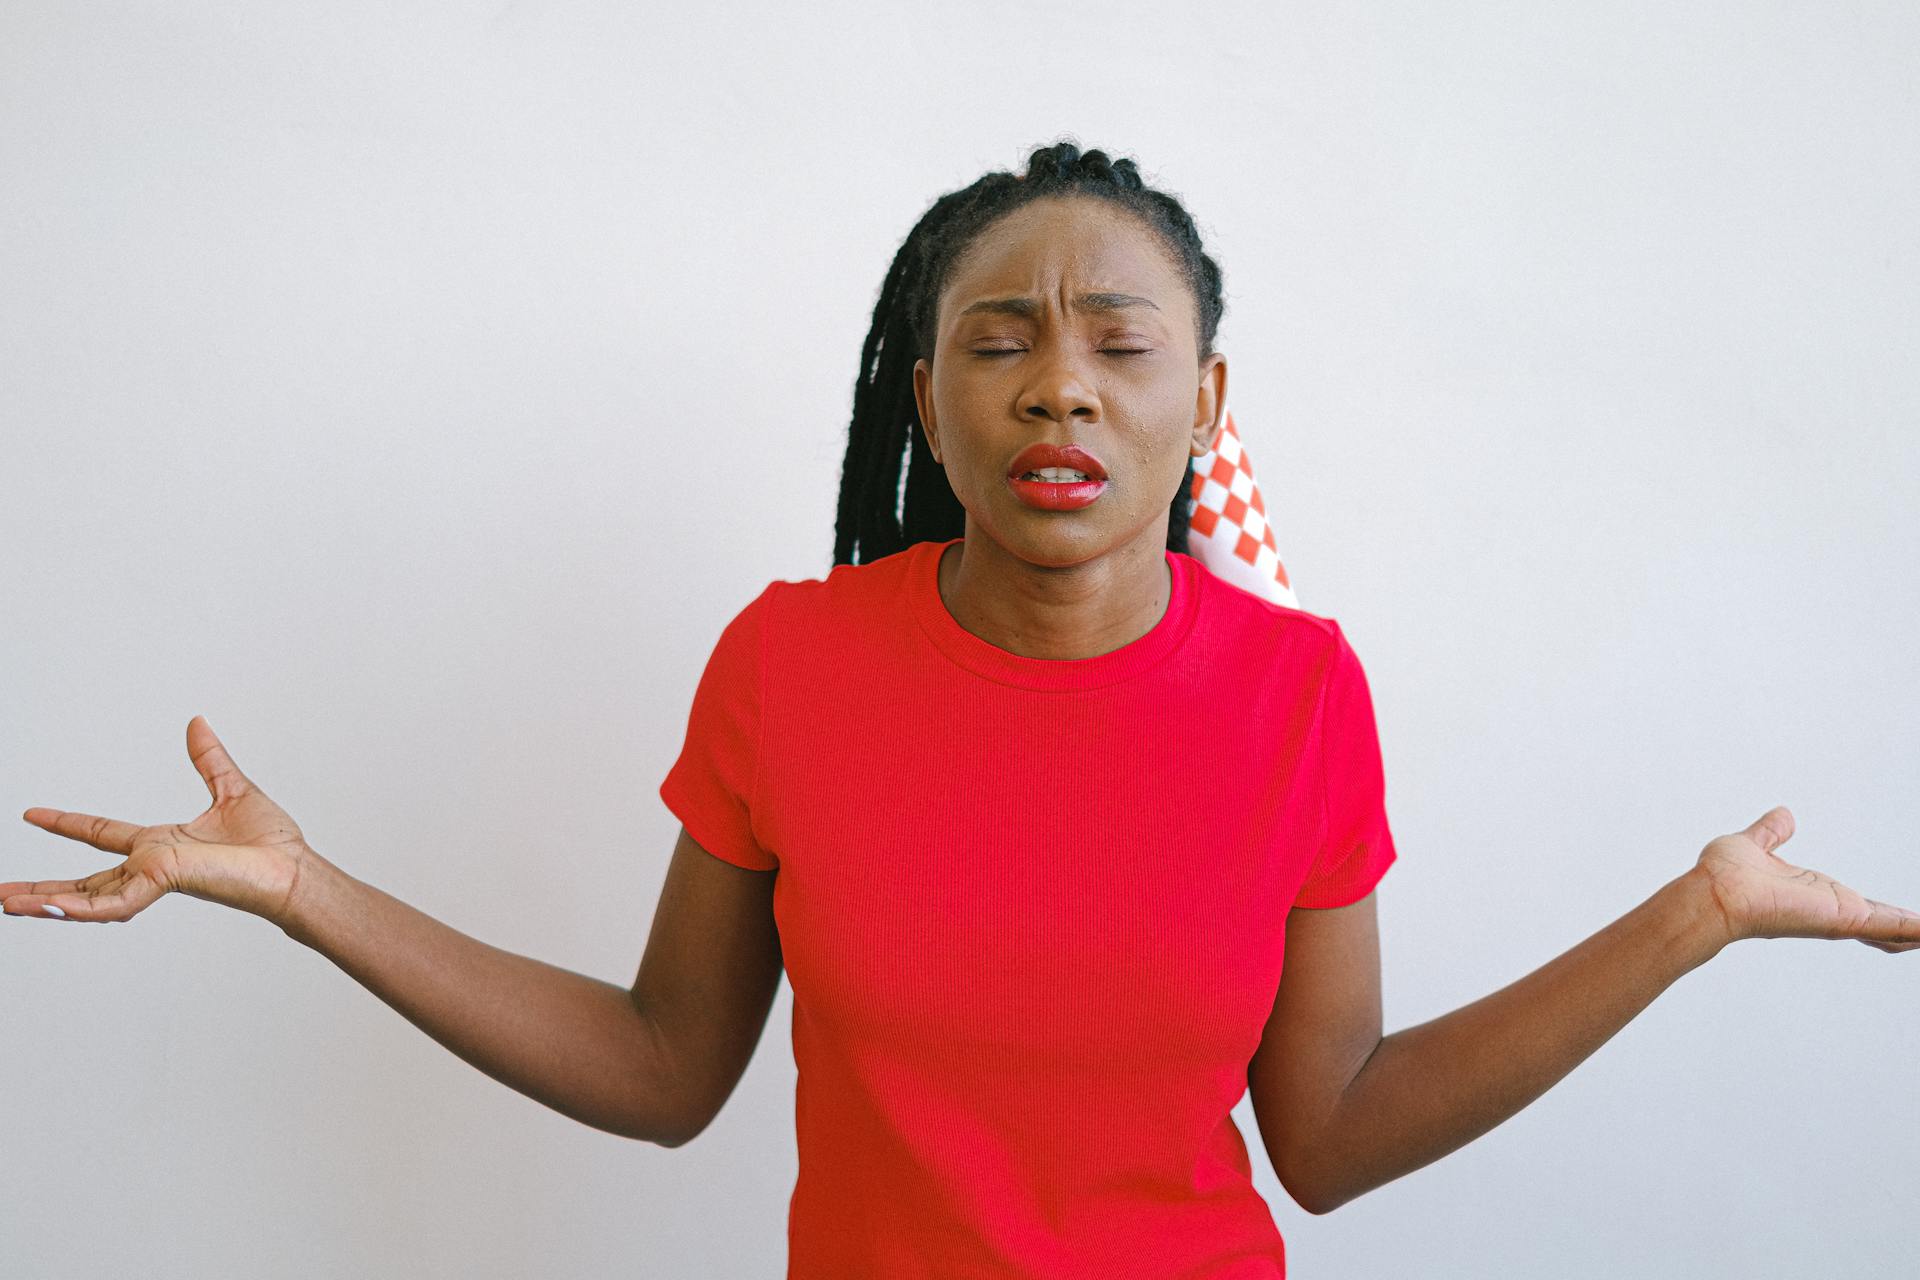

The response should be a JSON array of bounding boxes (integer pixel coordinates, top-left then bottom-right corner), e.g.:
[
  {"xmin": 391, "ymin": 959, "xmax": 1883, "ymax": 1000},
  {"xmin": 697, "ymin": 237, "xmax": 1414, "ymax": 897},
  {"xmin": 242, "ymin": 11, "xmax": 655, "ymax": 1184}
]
[{"xmin": 3, "ymin": 716, "xmax": 312, "ymax": 926}]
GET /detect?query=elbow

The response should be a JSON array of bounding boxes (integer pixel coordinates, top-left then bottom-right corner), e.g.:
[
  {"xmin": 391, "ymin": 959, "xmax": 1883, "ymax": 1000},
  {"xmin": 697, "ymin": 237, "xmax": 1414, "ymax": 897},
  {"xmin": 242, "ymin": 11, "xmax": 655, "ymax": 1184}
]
[
  {"xmin": 1275, "ymin": 1156, "xmax": 1352, "ymax": 1217},
  {"xmin": 657, "ymin": 1112, "xmax": 712, "ymax": 1149},
  {"xmin": 626, "ymin": 1116, "xmax": 698, "ymax": 1148},
  {"xmin": 1273, "ymin": 1160, "xmax": 1328, "ymax": 1217},
  {"xmin": 1301, "ymin": 1177, "xmax": 1368, "ymax": 1216},
  {"xmin": 627, "ymin": 1008, "xmax": 712, "ymax": 1149},
  {"xmin": 1285, "ymin": 1179, "xmax": 1335, "ymax": 1217},
  {"xmin": 1300, "ymin": 1188, "xmax": 1345, "ymax": 1217},
  {"xmin": 646, "ymin": 1081, "xmax": 723, "ymax": 1148},
  {"xmin": 629, "ymin": 1114, "xmax": 683, "ymax": 1147},
  {"xmin": 630, "ymin": 1103, "xmax": 708, "ymax": 1149},
  {"xmin": 610, "ymin": 1090, "xmax": 702, "ymax": 1151},
  {"xmin": 1287, "ymin": 1183, "xmax": 1345, "ymax": 1217}
]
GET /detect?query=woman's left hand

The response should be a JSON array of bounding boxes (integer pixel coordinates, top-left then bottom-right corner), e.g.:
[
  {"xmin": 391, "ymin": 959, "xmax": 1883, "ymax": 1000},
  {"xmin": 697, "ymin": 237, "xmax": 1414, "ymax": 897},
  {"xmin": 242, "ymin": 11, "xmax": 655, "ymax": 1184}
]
[{"xmin": 1692, "ymin": 806, "xmax": 1920, "ymax": 953}]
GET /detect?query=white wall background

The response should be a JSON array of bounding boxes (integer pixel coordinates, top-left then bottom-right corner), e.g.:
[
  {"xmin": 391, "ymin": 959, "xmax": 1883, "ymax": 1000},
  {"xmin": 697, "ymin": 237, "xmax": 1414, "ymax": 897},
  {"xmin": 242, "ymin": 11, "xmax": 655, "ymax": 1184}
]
[{"xmin": 4, "ymin": 2, "xmax": 1915, "ymax": 1276}]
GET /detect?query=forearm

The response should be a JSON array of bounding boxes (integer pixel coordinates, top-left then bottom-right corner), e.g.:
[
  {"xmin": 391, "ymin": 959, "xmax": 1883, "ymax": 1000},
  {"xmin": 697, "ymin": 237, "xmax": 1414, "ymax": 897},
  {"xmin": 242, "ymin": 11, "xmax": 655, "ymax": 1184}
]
[
  {"xmin": 1298, "ymin": 869, "xmax": 1728, "ymax": 1213},
  {"xmin": 276, "ymin": 846, "xmax": 688, "ymax": 1146}
]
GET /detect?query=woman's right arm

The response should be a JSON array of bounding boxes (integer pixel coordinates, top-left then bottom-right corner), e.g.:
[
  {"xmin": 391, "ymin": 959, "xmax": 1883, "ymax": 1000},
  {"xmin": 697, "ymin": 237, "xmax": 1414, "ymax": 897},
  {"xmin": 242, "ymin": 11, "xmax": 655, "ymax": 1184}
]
[
  {"xmin": 274, "ymin": 842, "xmax": 692, "ymax": 1145},
  {"xmin": 278, "ymin": 822, "xmax": 784, "ymax": 1148},
  {"xmin": 4, "ymin": 716, "xmax": 781, "ymax": 1149}
]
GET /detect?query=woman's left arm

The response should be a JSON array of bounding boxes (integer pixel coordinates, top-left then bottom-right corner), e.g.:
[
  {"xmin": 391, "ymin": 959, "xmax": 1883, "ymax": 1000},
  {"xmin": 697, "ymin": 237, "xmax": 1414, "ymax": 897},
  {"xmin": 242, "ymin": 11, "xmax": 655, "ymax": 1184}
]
[{"xmin": 1291, "ymin": 805, "xmax": 1920, "ymax": 1214}]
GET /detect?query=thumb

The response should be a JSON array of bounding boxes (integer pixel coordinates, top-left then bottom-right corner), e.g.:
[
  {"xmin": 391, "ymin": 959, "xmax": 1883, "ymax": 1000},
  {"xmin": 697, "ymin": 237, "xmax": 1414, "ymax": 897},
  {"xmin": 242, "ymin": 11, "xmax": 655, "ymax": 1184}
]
[
  {"xmin": 1741, "ymin": 804, "xmax": 1795, "ymax": 855},
  {"xmin": 187, "ymin": 715, "xmax": 254, "ymax": 805}
]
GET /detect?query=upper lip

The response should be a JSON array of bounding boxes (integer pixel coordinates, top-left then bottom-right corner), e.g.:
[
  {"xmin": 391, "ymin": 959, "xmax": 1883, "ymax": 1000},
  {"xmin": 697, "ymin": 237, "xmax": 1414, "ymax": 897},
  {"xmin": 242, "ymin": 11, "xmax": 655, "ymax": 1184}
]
[{"xmin": 1007, "ymin": 442, "xmax": 1108, "ymax": 481}]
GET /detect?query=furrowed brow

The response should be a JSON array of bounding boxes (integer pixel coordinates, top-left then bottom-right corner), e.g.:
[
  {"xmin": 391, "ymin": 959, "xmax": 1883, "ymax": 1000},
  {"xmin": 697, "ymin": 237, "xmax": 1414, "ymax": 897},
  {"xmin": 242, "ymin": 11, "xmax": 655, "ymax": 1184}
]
[
  {"xmin": 957, "ymin": 292, "xmax": 1161, "ymax": 319},
  {"xmin": 1078, "ymin": 292, "xmax": 1160, "ymax": 313}
]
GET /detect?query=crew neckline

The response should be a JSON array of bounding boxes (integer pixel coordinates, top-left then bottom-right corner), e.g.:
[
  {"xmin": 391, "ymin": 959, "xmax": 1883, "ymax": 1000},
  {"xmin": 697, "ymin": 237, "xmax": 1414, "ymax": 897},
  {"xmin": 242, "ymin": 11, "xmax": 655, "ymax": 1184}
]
[{"xmin": 908, "ymin": 537, "xmax": 1201, "ymax": 690}]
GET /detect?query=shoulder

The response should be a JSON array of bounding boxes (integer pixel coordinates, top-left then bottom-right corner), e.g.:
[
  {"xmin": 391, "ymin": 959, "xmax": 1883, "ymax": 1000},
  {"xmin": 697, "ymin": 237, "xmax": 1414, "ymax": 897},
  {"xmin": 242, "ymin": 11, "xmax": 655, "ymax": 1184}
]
[
  {"xmin": 749, "ymin": 541, "xmax": 922, "ymax": 640},
  {"xmin": 1182, "ymin": 551, "xmax": 1347, "ymax": 661}
]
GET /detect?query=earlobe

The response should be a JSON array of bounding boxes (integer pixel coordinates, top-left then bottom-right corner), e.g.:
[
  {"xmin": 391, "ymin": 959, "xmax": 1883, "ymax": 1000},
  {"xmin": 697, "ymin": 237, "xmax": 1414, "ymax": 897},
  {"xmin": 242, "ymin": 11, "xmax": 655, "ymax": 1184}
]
[{"xmin": 1192, "ymin": 405, "xmax": 1222, "ymax": 456}]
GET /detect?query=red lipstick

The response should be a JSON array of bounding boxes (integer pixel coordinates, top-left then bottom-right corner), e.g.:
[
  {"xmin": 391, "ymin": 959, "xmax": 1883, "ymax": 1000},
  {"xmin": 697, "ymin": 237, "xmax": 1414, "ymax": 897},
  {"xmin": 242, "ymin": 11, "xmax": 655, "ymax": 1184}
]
[{"xmin": 1006, "ymin": 442, "xmax": 1110, "ymax": 511}]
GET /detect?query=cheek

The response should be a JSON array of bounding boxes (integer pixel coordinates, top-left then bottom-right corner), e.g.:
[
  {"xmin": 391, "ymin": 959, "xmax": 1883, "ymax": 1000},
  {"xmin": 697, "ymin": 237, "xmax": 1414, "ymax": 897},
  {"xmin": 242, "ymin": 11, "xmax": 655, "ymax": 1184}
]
[
  {"xmin": 1121, "ymin": 426, "xmax": 1193, "ymax": 502},
  {"xmin": 932, "ymin": 371, "xmax": 995, "ymax": 436}
]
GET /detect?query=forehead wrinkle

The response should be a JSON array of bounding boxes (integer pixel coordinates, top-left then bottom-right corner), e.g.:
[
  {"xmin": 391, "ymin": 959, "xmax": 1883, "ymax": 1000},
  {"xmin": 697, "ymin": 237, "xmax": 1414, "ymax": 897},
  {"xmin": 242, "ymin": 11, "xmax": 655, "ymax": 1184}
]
[{"xmin": 956, "ymin": 291, "xmax": 1162, "ymax": 320}]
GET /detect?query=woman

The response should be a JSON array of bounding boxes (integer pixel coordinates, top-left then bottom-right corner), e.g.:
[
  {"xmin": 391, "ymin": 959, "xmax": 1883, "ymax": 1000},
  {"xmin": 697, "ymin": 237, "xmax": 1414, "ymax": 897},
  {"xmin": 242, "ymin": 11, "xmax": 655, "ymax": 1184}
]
[{"xmin": 7, "ymin": 142, "xmax": 1916, "ymax": 1278}]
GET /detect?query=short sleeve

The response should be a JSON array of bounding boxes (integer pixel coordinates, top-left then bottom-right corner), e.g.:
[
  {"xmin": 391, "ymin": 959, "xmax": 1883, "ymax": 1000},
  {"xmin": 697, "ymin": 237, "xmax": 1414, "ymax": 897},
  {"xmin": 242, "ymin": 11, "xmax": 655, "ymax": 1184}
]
[
  {"xmin": 1293, "ymin": 621, "xmax": 1397, "ymax": 908},
  {"xmin": 658, "ymin": 584, "xmax": 780, "ymax": 871}
]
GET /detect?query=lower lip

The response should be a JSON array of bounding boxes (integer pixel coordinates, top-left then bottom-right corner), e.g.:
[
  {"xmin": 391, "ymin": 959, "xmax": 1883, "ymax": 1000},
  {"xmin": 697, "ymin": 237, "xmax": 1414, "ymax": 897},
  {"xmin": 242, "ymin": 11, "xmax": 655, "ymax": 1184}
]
[{"xmin": 1007, "ymin": 475, "xmax": 1109, "ymax": 510}]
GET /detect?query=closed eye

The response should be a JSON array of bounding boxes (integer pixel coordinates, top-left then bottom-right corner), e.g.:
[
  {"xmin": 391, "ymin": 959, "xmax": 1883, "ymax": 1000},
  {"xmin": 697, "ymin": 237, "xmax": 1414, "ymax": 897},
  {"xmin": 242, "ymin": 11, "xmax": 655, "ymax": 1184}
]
[{"xmin": 969, "ymin": 349, "xmax": 1153, "ymax": 358}]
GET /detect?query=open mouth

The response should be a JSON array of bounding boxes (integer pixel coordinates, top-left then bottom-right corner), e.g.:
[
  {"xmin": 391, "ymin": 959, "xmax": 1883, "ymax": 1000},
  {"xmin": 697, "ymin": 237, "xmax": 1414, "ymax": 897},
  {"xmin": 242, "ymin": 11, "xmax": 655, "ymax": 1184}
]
[{"xmin": 1007, "ymin": 472, "xmax": 1108, "ymax": 511}]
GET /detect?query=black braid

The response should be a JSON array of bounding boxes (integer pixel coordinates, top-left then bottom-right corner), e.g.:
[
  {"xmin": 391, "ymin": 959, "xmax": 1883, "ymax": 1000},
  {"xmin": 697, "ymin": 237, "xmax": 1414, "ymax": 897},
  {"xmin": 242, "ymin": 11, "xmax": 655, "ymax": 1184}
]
[{"xmin": 832, "ymin": 140, "xmax": 1226, "ymax": 567}]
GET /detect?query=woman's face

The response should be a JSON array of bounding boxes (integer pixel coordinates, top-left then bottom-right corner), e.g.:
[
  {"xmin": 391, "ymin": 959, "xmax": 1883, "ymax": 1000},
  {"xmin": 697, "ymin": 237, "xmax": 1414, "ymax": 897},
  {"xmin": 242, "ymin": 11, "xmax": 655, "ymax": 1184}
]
[{"xmin": 912, "ymin": 196, "xmax": 1228, "ymax": 569}]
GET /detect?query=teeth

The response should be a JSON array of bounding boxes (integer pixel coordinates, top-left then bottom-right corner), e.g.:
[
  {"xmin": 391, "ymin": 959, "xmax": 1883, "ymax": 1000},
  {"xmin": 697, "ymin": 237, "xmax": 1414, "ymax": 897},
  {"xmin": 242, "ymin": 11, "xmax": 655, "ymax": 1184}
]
[{"xmin": 1022, "ymin": 468, "xmax": 1092, "ymax": 482}]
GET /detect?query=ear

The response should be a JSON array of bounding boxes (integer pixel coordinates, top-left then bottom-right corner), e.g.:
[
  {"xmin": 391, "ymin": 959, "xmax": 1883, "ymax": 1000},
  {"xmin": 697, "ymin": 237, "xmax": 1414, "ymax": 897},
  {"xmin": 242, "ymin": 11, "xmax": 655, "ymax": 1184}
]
[
  {"xmin": 913, "ymin": 357, "xmax": 941, "ymax": 463},
  {"xmin": 1191, "ymin": 352, "xmax": 1227, "ymax": 457}
]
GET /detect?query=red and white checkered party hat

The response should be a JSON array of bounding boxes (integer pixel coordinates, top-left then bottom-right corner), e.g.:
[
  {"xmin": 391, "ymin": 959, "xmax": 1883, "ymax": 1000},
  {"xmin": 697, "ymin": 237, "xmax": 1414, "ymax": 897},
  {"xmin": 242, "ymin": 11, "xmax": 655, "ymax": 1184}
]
[{"xmin": 1185, "ymin": 406, "xmax": 1299, "ymax": 608}]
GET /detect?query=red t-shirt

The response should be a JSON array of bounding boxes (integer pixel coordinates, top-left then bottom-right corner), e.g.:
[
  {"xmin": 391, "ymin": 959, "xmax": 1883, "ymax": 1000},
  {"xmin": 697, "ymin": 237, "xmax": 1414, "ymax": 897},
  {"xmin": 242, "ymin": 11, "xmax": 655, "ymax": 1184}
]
[{"xmin": 659, "ymin": 536, "xmax": 1397, "ymax": 1278}]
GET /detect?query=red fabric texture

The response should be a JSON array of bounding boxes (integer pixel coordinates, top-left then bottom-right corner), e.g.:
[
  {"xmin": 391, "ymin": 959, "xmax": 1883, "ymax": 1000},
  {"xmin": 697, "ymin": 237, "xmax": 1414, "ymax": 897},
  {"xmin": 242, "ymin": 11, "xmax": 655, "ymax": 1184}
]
[{"xmin": 659, "ymin": 536, "xmax": 1397, "ymax": 1277}]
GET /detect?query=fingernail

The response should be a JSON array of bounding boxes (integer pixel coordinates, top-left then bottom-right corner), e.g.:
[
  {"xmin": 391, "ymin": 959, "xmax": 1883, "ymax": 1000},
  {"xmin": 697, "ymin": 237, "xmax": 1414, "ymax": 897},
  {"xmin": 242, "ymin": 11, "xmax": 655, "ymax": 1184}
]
[{"xmin": 43, "ymin": 904, "xmax": 66, "ymax": 918}]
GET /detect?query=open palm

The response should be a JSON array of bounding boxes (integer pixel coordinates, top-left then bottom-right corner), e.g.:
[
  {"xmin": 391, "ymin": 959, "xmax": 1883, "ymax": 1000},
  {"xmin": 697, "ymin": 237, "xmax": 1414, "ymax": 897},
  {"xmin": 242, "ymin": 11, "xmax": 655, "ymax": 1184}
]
[
  {"xmin": 3, "ymin": 716, "xmax": 309, "ymax": 924},
  {"xmin": 1694, "ymin": 806, "xmax": 1920, "ymax": 953}
]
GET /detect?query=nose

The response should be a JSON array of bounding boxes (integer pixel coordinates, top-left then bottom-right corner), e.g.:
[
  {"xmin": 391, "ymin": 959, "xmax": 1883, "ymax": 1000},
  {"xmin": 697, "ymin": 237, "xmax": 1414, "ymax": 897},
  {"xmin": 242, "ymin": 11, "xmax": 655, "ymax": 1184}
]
[{"xmin": 1018, "ymin": 345, "xmax": 1101, "ymax": 424}]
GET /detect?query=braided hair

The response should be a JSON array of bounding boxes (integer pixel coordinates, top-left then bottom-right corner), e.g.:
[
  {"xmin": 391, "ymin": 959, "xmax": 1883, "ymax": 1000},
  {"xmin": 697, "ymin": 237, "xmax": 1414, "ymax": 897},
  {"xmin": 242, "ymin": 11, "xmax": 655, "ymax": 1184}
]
[{"xmin": 832, "ymin": 140, "xmax": 1227, "ymax": 567}]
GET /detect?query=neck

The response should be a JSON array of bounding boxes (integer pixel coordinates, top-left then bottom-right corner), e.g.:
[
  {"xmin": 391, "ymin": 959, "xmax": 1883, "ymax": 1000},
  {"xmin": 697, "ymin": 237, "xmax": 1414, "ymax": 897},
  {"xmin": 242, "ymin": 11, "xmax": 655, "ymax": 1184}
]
[{"xmin": 936, "ymin": 530, "xmax": 1173, "ymax": 661}]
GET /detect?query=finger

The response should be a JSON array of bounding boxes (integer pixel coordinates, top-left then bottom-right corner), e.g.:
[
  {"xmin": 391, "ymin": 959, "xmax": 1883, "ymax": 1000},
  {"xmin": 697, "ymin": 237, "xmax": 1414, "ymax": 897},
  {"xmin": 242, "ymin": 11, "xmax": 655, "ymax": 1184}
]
[
  {"xmin": 1740, "ymin": 805, "xmax": 1795, "ymax": 855},
  {"xmin": 3, "ymin": 867, "xmax": 156, "ymax": 922},
  {"xmin": 1859, "ymin": 898, "xmax": 1920, "ymax": 947},
  {"xmin": 1, "ymin": 878, "xmax": 86, "ymax": 917},
  {"xmin": 187, "ymin": 714, "xmax": 254, "ymax": 805},
  {"xmin": 21, "ymin": 807, "xmax": 143, "ymax": 855},
  {"xmin": 43, "ymin": 870, "xmax": 165, "ymax": 923},
  {"xmin": 2, "ymin": 859, "xmax": 120, "ymax": 901},
  {"xmin": 2, "ymin": 877, "xmax": 94, "ymax": 908}
]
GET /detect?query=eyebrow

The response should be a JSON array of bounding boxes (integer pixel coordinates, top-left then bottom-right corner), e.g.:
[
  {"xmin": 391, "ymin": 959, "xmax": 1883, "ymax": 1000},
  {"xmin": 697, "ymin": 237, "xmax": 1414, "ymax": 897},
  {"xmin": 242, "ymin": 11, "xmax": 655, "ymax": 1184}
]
[{"xmin": 956, "ymin": 291, "xmax": 1162, "ymax": 319}]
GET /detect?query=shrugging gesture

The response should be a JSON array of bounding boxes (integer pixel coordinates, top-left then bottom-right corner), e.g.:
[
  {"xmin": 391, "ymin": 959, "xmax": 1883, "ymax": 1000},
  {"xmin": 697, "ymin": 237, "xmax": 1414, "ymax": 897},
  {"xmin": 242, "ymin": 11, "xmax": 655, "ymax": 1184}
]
[
  {"xmin": 3, "ymin": 716, "xmax": 309, "ymax": 924},
  {"xmin": 1268, "ymin": 804, "xmax": 1919, "ymax": 1215},
  {"xmin": 1694, "ymin": 805, "xmax": 1920, "ymax": 952},
  {"xmin": 6, "ymin": 714, "xmax": 698, "ymax": 1144}
]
